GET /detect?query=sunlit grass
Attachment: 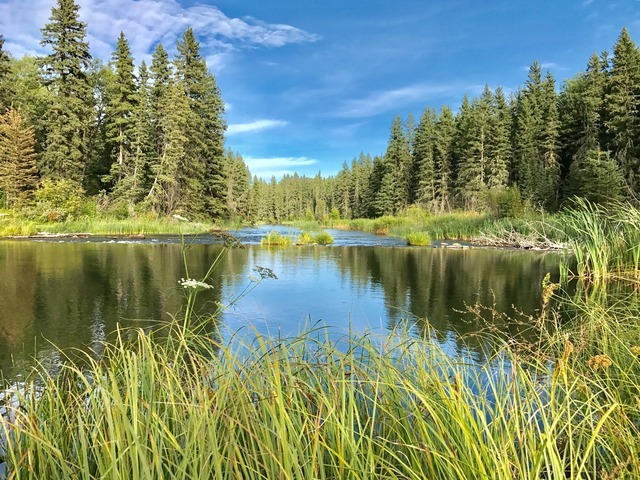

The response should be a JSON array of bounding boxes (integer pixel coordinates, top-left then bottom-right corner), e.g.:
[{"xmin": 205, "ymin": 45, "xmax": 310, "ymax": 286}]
[
  {"xmin": 0, "ymin": 215, "xmax": 215, "ymax": 237},
  {"xmin": 261, "ymin": 230, "xmax": 293, "ymax": 246},
  {"xmin": 406, "ymin": 231, "xmax": 432, "ymax": 246}
]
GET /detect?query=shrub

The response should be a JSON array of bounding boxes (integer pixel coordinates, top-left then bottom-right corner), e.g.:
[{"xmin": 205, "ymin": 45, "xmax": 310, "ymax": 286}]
[
  {"xmin": 314, "ymin": 231, "xmax": 334, "ymax": 245},
  {"xmin": 297, "ymin": 232, "xmax": 315, "ymax": 244},
  {"xmin": 406, "ymin": 231, "xmax": 432, "ymax": 246},
  {"xmin": 35, "ymin": 179, "xmax": 91, "ymax": 222},
  {"xmin": 261, "ymin": 230, "xmax": 292, "ymax": 246}
]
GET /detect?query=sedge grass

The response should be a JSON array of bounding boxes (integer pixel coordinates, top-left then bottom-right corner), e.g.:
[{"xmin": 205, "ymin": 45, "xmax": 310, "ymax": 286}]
[
  {"xmin": 559, "ymin": 199, "xmax": 640, "ymax": 280},
  {"xmin": 2, "ymin": 294, "xmax": 640, "ymax": 478},
  {"xmin": 261, "ymin": 230, "xmax": 293, "ymax": 247},
  {"xmin": 0, "ymin": 216, "xmax": 215, "ymax": 237}
]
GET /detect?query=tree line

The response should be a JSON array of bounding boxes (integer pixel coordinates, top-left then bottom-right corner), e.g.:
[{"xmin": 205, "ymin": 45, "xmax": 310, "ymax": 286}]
[
  {"xmin": 0, "ymin": 0, "xmax": 235, "ymax": 220},
  {"xmin": 0, "ymin": 1, "xmax": 639, "ymax": 223},
  {"xmin": 248, "ymin": 28, "xmax": 640, "ymax": 222}
]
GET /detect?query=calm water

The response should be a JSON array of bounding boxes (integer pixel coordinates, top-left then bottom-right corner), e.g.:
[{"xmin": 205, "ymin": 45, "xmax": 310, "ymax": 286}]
[{"xmin": 0, "ymin": 227, "xmax": 560, "ymax": 382}]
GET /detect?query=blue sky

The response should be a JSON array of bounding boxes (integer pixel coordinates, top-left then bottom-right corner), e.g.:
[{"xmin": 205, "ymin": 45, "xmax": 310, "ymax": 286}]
[{"xmin": 1, "ymin": 0, "xmax": 639, "ymax": 178}]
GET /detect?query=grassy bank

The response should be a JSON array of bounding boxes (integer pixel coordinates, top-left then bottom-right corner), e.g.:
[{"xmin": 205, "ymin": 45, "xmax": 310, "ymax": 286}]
[
  {"xmin": 0, "ymin": 214, "xmax": 217, "ymax": 237},
  {"xmin": 325, "ymin": 208, "xmax": 564, "ymax": 249},
  {"xmin": 1, "ymin": 284, "xmax": 639, "ymax": 479}
]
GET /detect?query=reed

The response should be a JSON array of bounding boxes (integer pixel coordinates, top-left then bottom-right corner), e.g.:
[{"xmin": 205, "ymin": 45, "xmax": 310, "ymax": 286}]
[
  {"xmin": 405, "ymin": 231, "xmax": 432, "ymax": 246},
  {"xmin": 559, "ymin": 199, "xmax": 640, "ymax": 280},
  {"xmin": 2, "ymin": 282, "xmax": 640, "ymax": 478},
  {"xmin": 261, "ymin": 230, "xmax": 293, "ymax": 246}
]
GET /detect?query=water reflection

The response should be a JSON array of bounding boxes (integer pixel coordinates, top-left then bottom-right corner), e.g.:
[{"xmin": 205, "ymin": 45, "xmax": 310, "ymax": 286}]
[{"xmin": 0, "ymin": 240, "xmax": 560, "ymax": 381}]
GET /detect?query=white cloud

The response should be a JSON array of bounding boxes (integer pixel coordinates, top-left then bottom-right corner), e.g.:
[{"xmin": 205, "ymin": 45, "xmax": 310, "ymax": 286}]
[
  {"xmin": 245, "ymin": 156, "xmax": 318, "ymax": 179},
  {"xmin": 227, "ymin": 119, "xmax": 288, "ymax": 135},
  {"xmin": 337, "ymin": 83, "xmax": 463, "ymax": 118},
  {"xmin": 0, "ymin": 0, "xmax": 319, "ymax": 70}
]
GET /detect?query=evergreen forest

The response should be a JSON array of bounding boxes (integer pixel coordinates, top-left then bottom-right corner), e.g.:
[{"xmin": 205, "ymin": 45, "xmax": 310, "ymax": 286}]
[{"xmin": 1, "ymin": 0, "xmax": 640, "ymax": 224}]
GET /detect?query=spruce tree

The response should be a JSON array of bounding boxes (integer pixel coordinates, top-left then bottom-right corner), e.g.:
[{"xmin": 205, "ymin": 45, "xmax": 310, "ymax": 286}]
[
  {"xmin": 605, "ymin": 28, "xmax": 640, "ymax": 196},
  {"xmin": 105, "ymin": 32, "xmax": 137, "ymax": 197},
  {"xmin": 457, "ymin": 90, "xmax": 491, "ymax": 209},
  {"xmin": 433, "ymin": 106, "xmax": 456, "ymax": 212},
  {"xmin": 564, "ymin": 148, "xmax": 625, "ymax": 205},
  {"xmin": 539, "ymin": 71, "xmax": 561, "ymax": 208},
  {"xmin": 126, "ymin": 61, "xmax": 154, "ymax": 204},
  {"xmin": 413, "ymin": 107, "xmax": 437, "ymax": 207},
  {"xmin": 376, "ymin": 116, "xmax": 412, "ymax": 215},
  {"xmin": 39, "ymin": 0, "xmax": 93, "ymax": 184},
  {"xmin": 174, "ymin": 28, "xmax": 226, "ymax": 218},
  {"xmin": 0, "ymin": 34, "xmax": 12, "ymax": 111},
  {"xmin": 0, "ymin": 108, "xmax": 39, "ymax": 208},
  {"xmin": 146, "ymin": 79, "xmax": 190, "ymax": 215},
  {"xmin": 487, "ymin": 87, "xmax": 511, "ymax": 189}
]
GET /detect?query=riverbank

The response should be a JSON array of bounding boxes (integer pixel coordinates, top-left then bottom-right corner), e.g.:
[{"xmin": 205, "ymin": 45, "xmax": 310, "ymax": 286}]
[
  {"xmin": 1, "ymin": 277, "xmax": 639, "ymax": 479},
  {"xmin": 1, "ymin": 202, "xmax": 639, "ymax": 478},
  {"xmin": 0, "ymin": 214, "xmax": 221, "ymax": 238},
  {"xmin": 290, "ymin": 209, "xmax": 566, "ymax": 250}
]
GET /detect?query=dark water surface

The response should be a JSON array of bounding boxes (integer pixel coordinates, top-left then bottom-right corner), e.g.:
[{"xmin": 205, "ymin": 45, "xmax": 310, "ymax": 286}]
[{"xmin": 0, "ymin": 227, "xmax": 560, "ymax": 382}]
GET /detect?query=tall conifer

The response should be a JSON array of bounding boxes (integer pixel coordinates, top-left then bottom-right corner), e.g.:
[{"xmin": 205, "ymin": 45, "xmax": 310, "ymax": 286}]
[{"xmin": 39, "ymin": 0, "xmax": 92, "ymax": 183}]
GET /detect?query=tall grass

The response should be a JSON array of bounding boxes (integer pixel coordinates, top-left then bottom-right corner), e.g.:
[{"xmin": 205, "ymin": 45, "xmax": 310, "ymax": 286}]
[
  {"xmin": 0, "ymin": 216, "xmax": 215, "ymax": 237},
  {"xmin": 559, "ymin": 198, "xmax": 640, "ymax": 280},
  {"xmin": 261, "ymin": 230, "xmax": 293, "ymax": 246},
  {"xmin": 2, "ymin": 281, "xmax": 640, "ymax": 478}
]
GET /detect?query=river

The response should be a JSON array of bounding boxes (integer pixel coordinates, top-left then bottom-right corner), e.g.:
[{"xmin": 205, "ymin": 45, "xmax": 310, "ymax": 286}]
[{"xmin": 0, "ymin": 226, "xmax": 560, "ymax": 383}]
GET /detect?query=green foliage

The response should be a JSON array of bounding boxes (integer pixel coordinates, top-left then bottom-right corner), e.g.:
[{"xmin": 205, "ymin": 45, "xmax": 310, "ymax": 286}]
[
  {"xmin": 314, "ymin": 231, "xmax": 334, "ymax": 244},
  {"xmin": 0, "ymin": 108, "xmax": 39, "ymax": 208},
  {"xmin": 296, "ymin": 231, "xmax": 315, "ymax": 244},
  {"xmin": 35, "ymin": 178, "xmax": 90, "ymax": 221},
  {"xmin": 564, "ymin": 148, "xmax": 625, "ymax": 205},
  {"xmin": 39, "ymin": 0, "xmax": 93, "ymax": 184},
  {"xmin": 406, "ymin": 231, "xmax": 432, "ymax": 246},
  {"xmin": 482, "ymin": 186, "xmax": 525, "ymax": 218},
  {"xmin": 559, "ymin": 198, "xmax": 640, "ymax": 279},
  {"xmin": 261, "ymin": 230, "xmax": 293, "ymax": 246}
]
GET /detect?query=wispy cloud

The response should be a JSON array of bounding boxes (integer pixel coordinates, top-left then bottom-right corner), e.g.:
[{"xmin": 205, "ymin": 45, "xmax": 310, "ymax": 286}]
[
  {"xmin": 336, "ymin": 83, "xmax": 466, "ymax": 118},
  {"xmin": 0, "ymin": 0, "xmax": 319, "ymax": 69},
  {"xmin": 245, "ymin": 156, "xmax": 318, "ymax": 179},
  {"xmin": 227, "ymin": 119, "xmax": 288, "ymax": 135}
]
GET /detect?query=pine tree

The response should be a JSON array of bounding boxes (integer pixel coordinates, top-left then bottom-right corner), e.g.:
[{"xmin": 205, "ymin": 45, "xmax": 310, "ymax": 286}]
[
  {"xmin": 539, "ymin": 71, "xmax": 561, "ymax": 208},
  {"xmin": 457, "ymin": 89, "xmax": 492, "ymax": 209},
  {"xmin": 433, "ymin": 106, "xmax": 456, "ymax": 212},
  {"xmin": 150, "ymin": 43, "xmax": 171, "ymax": 165},
  {"xmin": 487, "ymin": 86, "xmax": 511, "ymax": 189},
  {"xmin": 605, "ymin": 28, "xmax": 640, "ymax": 196},
  {"xmin": 0, "ymin": 34, "xmax": 13, "ymax": 111},
  {"xmin": 376, "ymin": 116, "xmax": 412, "ymax": 215},
  {"xmin": 39, "ymin": 0, "xmax": 93, "ymax": 184},
  {"xmin": 564, "ymin": 148, "xmax": 625, "ymax": 205},
  {"xmin": 105, "ymin": 32, "xmax": 137, "ymax": 197},
  {"xmin": 146, "ymin": 79, "xmax": 190, "ymax": 215},
  {"xmin": 0, "ymin": 108, "xmax": 39, "ymax": 208},
  {"xmin": 413, "ymin": 107, "xmax": 437, "ymax": 207},
  {"xmin": 126, "ymin": 61, "xmax": 154, "ymax": 204},
  {"xmin": 174, "ymin": 28, "xmax": 226, "ymax": 218}
]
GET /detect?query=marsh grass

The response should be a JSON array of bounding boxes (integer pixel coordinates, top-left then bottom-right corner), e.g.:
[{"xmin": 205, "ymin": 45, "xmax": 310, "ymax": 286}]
[
  {"xmin": 261, "ymin": 230, "xmax": 293, "ymax": 247},
  {"xmin": 559, "ymin": 199, "xmax": 640, "ymax": 280},
  {"xmin": 313, "ymin": 231, "xmax": 334, "ymax": 245},
  {"xmin": 3, "ymin": 277, "xmax": 640, "ymax": 478},
  {"xmin": 0, "ymin": 216, "xmax": 214, "ymax": 237},
  {"xmin": 405, "ymin": 231, "xmax": 432, "ymax": 246}
]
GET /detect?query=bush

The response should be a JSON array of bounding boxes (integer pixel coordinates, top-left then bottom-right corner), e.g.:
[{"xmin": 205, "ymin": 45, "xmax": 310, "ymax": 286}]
[
  {"xmin": 35, "ymin": 179, "xmax": 91, "ymax": 222},
  {"xmin": 297, "ymin": 232, "xmax": 315, "ymax": 244},
  {"xmin": 261, "ymin": 231, "xmax": 292, "ymax": 246},
  {"xmin": 482, "ymin": 187, "xmax": 525, "ymax": 218},
  {"xmin": 406, "ymin": 231, "xmax": 432, "ymax": 246},
  {"xmin": 314, "ymin": 231, "xmax": 334, "ymax": 245}
]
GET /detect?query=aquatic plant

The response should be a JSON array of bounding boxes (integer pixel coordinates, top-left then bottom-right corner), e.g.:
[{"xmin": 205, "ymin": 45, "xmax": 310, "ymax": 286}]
[
  {"xmin": 313, "ymin": 231, "xmax": 334, "ymax": 245},
  {"xmin": 405, "ymin": 231, "xmax": 432, "ymax": 246},
  {"xmin": 261, "ymin": 230, "xmax": 293, "ymax": 247},
  {"xmin": 296, "ymin": 231, "xmax": 315, "ymax": 244}
]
